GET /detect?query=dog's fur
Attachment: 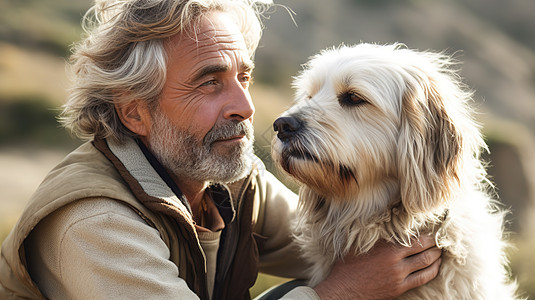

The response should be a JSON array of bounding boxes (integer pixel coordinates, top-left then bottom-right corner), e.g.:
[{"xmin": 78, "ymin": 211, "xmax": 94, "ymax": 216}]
[{"xmin": 271, "ymin": 43, "xmax": 520, "ymax": 299}]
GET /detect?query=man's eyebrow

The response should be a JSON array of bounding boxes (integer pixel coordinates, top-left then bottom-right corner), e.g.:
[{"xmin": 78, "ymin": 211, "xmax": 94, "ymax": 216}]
[
  {"xmin": 192, "ymin": 64, "xmax": 230, "ymax": 83},
  {"xmin": 241, "ymin": 61, "xmax": 255, "ymax": 73},
  {"xmin": 191, "ymin": 61, "xmax": 255, "ymax": 83}
]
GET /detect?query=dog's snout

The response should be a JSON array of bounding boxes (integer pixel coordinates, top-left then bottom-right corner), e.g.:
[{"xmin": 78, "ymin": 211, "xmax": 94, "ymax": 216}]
[{"xmin": 273, "ymin": 116, "xmax": 302, "ymax": 141}]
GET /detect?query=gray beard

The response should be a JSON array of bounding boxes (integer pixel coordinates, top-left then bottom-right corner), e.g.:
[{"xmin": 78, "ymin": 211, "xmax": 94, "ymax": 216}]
[{"xmin": 148, "ymin": 110, "xmax": 255, "ymax": 184}]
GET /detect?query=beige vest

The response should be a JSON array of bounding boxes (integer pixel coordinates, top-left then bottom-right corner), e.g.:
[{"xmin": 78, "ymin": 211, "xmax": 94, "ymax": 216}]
[{"xmin": 0, "ymin": 138, "xmax": 267, "ymax": 300}]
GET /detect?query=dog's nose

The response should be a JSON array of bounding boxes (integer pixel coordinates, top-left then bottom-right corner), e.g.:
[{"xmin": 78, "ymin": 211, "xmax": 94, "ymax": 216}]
[{"xmin": 273, "ymin": 116, "xmax": 302, "ymax": 141}]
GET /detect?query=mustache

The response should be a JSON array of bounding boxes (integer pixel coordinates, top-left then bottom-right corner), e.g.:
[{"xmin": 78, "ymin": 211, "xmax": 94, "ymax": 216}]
[{"xmin": 203, "ymin": 120, "xmax": 254, "ymax": 147}]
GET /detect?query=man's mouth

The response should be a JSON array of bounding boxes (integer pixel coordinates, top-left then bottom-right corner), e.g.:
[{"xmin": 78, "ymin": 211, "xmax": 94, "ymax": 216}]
[
  {"xmin": 214, "ymin": 134, "xmax": 246, "ymax": 144},
  {"xmin": 205, "ymin": 120, "xmax": 253, "ymax": 148}
]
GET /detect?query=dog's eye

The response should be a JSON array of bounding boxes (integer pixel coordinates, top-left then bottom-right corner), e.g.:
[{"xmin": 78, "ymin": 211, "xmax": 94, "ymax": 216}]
[{"xmin": 338, "ymin": 92, "xmax": 367, "ymax": 107}]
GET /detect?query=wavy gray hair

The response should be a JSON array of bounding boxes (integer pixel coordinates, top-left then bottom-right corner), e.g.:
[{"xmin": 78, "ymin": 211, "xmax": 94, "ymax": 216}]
[{"xmin": 60, "ymin": 0, "xmax": 271, "ymax": 142}]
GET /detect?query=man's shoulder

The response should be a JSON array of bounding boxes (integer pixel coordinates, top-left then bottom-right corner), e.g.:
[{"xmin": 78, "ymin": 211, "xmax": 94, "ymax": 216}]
[
  {"xmin": 26, "ymin": 197, "xmax": 152, "ymax": 253},
  {"xmin": 52, "ymin": 141, "xmax": 121, "ymax": 181},
  {"xmin": 40, "ymin": 141, "xmax": 129, "ymax": 198},
  {"xmin": 40, "ymin": 197, "xmax": 147, "ymax": 231},
  {"xmin": 12, "ymin": 141, "xmax": 135, "ymax": 245}
]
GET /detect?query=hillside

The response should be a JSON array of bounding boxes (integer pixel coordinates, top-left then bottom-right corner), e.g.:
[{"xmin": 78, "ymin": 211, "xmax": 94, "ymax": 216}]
[{"xmin": 2, "ymin": 0, "xmax": 534, "ymax": 131}]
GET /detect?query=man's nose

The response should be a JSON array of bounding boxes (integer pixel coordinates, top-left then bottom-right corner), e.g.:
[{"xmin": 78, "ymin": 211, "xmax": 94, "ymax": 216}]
[{"xmin": 223, "ymin": 81, "xmax": 255, "ymax": 121}]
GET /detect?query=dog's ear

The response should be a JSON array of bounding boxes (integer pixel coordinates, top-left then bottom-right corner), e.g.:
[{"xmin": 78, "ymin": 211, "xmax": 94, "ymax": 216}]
[{"xmin": 397, "ymin": 73, "xmax": 463, "ymax": 216}]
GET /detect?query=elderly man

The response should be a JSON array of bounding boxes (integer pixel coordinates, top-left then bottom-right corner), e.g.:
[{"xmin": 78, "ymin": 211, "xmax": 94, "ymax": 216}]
[{"xmin": 0, "ymin": 0, "xmax": 441, "ymax": 299}]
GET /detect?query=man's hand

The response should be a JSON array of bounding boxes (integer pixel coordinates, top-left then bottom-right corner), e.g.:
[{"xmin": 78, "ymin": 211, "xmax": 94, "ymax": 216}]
[{"xmin": 313, "ymin": 235, "xmax": 442, "ymax": 300}]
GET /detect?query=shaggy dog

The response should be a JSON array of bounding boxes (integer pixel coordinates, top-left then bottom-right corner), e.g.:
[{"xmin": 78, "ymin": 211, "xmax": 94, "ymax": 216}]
[{"xmin": 271, "ymin": 43, "xmax": 520, "ymax": 299}]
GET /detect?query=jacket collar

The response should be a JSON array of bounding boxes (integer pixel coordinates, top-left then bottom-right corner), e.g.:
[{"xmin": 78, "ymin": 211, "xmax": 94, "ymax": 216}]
[
  {"xmin": 99, "ymin": 137, "xmax": 239, "ymax": 227},
  {"xmin": 132, "ymin": 138, "xmax": 193, "ymax": 214},
  {"xmin": 94, "ymin": 137, "xmax": 196, "ymax": 227}
]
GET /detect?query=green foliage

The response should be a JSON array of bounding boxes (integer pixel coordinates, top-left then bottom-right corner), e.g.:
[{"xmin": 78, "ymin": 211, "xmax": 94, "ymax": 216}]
[
  {"xmin": 0, "ymin": 0, "xmax": 90, "ymax": 56},
  {"xmin": 0, "ymin": 96, "xmax": 79, "ymax": 148}
]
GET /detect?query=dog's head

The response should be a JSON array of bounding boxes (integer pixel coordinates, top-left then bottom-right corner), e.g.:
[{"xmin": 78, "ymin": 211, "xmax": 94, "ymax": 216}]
[{"xmin": 272, "ymin": 43, "xmax": 485, "ymax": 216}]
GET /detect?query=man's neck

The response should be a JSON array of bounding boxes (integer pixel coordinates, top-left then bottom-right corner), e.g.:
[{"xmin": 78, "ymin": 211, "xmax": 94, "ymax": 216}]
[
  {"xmin": 135, "ymin": 137, "xmax": 224, "ymax": 230},
  {"xmin": 171, "ymin": 174, "xmax": 208, "ymax": 214},
  {"xmin": 174, "ymin": 174, "xmax": 225, "ymax": 232}
]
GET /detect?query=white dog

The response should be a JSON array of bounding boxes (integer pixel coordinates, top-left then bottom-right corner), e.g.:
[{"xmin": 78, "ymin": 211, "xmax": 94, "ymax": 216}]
[{"xmin": 271, "ymin": 43, "xmax": 520, "ymax": 299}]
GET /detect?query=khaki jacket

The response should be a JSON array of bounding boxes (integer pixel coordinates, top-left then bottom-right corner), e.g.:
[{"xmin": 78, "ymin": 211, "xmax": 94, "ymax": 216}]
[{"xmin": 0, "ymin": 138, "xmax": 311, "ymax": 299}]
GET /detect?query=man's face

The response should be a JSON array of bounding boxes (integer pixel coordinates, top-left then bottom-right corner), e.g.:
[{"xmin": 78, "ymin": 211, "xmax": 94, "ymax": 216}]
[{"xmin": 147, "ymin": 11, "xmax": 256, "ymax": 184}]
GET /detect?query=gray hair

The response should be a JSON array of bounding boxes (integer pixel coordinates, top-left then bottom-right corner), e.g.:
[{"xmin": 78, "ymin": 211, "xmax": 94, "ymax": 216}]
[{"xmin": 60, "ymin": 0, "xmax": 271, "ymax": 142}]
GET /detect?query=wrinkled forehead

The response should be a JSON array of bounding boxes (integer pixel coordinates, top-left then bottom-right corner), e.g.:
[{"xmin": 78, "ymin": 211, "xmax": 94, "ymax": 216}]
[
  {"xmin": 162, "ymin": 11, "xmax": 253, "ymax": 85},
  {"xmin": 166, "ymin": 11, "xmax": 249, "ymax": 57}
]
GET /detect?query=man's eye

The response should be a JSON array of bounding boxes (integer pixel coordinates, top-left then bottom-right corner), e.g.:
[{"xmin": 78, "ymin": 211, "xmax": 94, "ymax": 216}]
[
  {"xmin": 239, "ymin": 74, "xmax": 253, "ymax": 84},
  {"xmin": 201, "ymin": 80, "xmax": 218, "ymax": 86}
]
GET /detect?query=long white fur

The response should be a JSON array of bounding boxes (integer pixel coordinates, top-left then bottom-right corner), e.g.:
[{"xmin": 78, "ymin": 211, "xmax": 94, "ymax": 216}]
[{"xmin": 271, "ymin": 43, "xmax": 521, "ymax": 299}]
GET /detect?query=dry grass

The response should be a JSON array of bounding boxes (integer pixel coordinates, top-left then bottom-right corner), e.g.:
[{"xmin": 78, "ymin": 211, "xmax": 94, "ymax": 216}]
[
  {"xmin": 0, "ymin": 148, "xmax": 69, "ymax": 242},
  {"xmin": 0, "ymin": 42, "xmax": 69, "ymax": 104}
]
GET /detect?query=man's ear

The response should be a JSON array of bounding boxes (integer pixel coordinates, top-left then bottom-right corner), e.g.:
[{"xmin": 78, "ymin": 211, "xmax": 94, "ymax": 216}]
[{"xmin": 115, "ymin": 100, "xmax": 152, "ymax": 137}]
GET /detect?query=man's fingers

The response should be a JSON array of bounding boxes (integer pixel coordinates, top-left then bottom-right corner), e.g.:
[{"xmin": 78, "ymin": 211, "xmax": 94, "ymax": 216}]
[
  {"xmin": 403, "ymin": 256, "xmax": 442, "ymax": 291},
  {"xmin": 392, "ymin": 234, "xmax": 437, "ymax": 258},
  {"xmin": 414, "ymin": 234, "xmax": 437, "ymax": 250},
  {"xmin": 404, "ymin": 246, "xmax": 442, "ymax": 273},
  {"xmin": 408, "ymin": 234, "xmax": 436, "ymax": 252}
]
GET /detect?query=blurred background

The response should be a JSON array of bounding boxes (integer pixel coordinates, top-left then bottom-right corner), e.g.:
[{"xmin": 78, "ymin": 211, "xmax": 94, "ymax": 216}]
[{"xmin": 1, "ymin": 0, "xmax": 534, "ymax": 298}]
